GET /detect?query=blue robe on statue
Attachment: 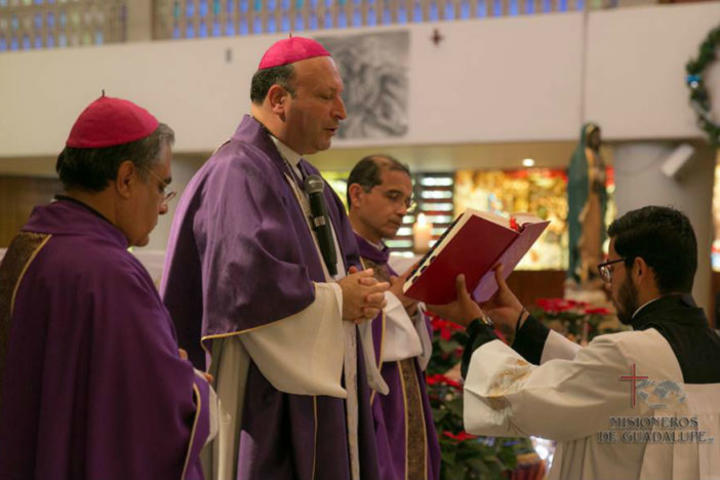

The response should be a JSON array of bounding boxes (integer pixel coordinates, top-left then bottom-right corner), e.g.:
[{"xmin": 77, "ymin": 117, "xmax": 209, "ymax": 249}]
[{"xmin": 567, "ymin": 122, "xmax": 607, "ymax": 284}]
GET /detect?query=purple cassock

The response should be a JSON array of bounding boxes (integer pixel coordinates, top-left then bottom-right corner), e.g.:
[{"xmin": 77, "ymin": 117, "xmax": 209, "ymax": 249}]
[
  {"xmin": 0, "ymin": 198, "xmax": 210, "ymax": 480},
  {"xmin": 354, "ymin": 234, "xmax": 441, "ymax": 480},
  {"xmin": 161, "ymin": 115, "xmax": 380, "ymax": 480}
]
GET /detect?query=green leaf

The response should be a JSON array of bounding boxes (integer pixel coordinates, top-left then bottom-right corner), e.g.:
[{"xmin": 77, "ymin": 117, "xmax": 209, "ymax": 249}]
[
  {"xmin": 443, "ymin": 462, "xmax": 467, "ymax": 480},
  {"xmin": 438, "ymin": 338, "xmax": 462, "ymax": 353}
]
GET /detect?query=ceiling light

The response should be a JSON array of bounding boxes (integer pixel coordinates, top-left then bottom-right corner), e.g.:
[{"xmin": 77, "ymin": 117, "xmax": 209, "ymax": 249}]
[{"xmin": 522, "ymin": 158, "xmax": 535, "ymax": 167}]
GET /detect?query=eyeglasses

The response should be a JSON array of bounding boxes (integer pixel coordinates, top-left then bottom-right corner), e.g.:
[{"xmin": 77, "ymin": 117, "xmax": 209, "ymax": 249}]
[
  {"xmin": 376, "ymin": 188, "xmax": 417, "ymax": 213},
  {"xmin": 597, "ymin": 258, "xmax": 626, "ymax": 283},
  {"xmin": 142, "ymin": 167, "xmax": 176, "ymax": 205}
]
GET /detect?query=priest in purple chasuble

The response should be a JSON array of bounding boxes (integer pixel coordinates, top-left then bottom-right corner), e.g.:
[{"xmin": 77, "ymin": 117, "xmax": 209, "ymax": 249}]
[
  {"xmin": 0, "ymin": 96, "xmax": 215, "ymax": 479},
  {"xmin": 161, "ymin": 37, "xmax": 390, "ymax": 480},
  {"xmin": 346, "ymin": 156, "xmax": 441, "ymax": 480}
]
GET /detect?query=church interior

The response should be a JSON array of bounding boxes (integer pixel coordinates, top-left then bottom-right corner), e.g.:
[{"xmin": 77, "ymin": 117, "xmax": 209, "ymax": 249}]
[{"xmin": 1, "ymin": 0, "xmax": 719, "ymax": 477}]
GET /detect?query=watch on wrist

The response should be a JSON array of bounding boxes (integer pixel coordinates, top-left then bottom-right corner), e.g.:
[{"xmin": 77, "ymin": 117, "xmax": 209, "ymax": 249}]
[{"xmin": 473, "ymin": 314, "xmax": 494, "ymax": 328}]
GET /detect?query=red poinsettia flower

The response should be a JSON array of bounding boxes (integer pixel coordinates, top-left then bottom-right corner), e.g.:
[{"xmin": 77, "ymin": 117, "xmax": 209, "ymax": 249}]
[
  {"xmin": 426, "ymin": 374, "xmax": 462, "ymax": 389},
  {"xmin": 535, "ymin": 297, "xmax": 586, "ymax": 313},
  {"xmin": 443, "ymin": 430, "xmax": 478, "ymax": 442},
  {"xmin": 584, "ymin": 307, "xmax": 612, "ymax": 315},
  {"xmin": 430, "ymin": 317, "xmax": 463, "ymax": 331},
  {"xmin": 430, "ymin": 316, "xmax": 464, "ymax": 341}
]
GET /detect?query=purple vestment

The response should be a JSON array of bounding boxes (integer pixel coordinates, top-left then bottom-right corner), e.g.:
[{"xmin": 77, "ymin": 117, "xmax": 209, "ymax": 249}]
[
  {"xmin": 161, "ymin": 115, "xmax": 380, "ymax": 480},
  {"xmin": 355, "ymin": 234, "xmax": 441, "ymax": 480},
  {"xmin": 0, "ymin": 199, "xmax": 210, "ymax": 480}
]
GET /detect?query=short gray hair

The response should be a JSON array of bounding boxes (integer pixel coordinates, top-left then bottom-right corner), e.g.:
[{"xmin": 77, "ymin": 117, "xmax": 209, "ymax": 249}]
[{"xmin": 56, "ymin": 123, "xmax": 175, "ymax": 192}]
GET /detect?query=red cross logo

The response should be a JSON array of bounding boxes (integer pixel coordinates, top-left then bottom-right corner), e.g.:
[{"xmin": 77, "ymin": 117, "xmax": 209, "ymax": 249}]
[{"xmin": 620, "ymin": 364, "xmax": 648, "ymax": 408}]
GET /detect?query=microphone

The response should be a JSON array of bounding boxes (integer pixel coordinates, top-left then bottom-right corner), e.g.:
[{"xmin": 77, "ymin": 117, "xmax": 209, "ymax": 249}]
[{"xmin": 304, "ymin": 174, "xmax": 338, "ymax": 276}]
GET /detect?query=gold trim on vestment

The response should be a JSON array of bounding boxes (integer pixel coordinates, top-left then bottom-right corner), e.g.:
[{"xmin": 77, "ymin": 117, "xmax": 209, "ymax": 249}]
[
  {"xmin": 181, "ymin": 383, "xmax": 202, "ymax": 480},
  {"xmin": 199, "ymin": 283, "xmax": 320, "ymax": 355},
  {"xmin": 398, "ymin": 358, "xmax": 428, "ymax": 480},
  {"xmin": 312, "ymin": 396, "xmax": 318, "ymax": 479},
  {"xmin": 398, "ymin": 360, "xmax": 410, "ymax": 479},
  {"xmin": 10, "ymin": 234, "xmax": 51, "ymax": 318},
  {"xmin": 0, "ymin": 232, "xmax": 51, "ymax": 413}
]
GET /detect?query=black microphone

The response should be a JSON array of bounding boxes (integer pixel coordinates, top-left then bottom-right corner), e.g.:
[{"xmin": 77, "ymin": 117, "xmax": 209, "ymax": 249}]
[{"xmin": 304, "ymin": 174, "xmax": 337, "ymax": 276}]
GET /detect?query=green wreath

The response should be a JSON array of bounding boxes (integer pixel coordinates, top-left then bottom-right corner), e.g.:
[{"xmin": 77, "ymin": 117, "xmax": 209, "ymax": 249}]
[{"xmin": 686, "ymin": 25, "xmax": 720, "ymax": 146}]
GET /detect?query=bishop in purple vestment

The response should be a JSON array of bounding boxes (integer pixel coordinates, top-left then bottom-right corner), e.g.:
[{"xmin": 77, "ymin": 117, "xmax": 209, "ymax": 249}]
[
  {"xmin": 0, "ymin": 97, "xmax": 212, "ymax": 479},
  {"xmin": 161, "ymin": 38, "xmax": 388, "ymax": 480},
  {"xmin": 347, "ymin": 155, "xmax": 441, "ymax": 480}
]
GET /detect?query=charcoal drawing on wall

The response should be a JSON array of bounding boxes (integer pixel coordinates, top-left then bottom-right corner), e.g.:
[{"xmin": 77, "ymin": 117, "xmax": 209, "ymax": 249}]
[{"xmin": 316, "ymin": 31, "xmax": 409, "ymax": 139}]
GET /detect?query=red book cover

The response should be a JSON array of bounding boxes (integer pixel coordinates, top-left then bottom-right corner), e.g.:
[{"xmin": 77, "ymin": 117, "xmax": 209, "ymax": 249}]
[{"xmin": 403, "ymin": 210, "xmax": 549, "ymax": 305}]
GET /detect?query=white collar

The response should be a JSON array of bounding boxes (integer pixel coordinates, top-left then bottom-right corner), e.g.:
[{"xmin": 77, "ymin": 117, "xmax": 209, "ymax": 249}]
[
  {"xmin": 270, "ymin": 135, "xmax": 303, "ymax": 176},
  {"xmin": 632, "ymin": 296, "xmax": 662, "ymax": 319}
]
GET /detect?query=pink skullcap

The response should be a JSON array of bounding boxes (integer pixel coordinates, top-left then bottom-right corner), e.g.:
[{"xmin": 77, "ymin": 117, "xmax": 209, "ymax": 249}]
[
  {"xmin": 66, "ymin": 95, "xmax": 159, "ymax": 148},
  {"xmin": 258, "ymin": 36, "xmax": 330, "ymax": 69}
]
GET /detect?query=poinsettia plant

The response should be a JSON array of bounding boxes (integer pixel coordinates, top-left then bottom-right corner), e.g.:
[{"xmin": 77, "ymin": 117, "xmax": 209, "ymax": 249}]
[
  {"xmin": 530, "ymin": 298, "xmax": 620, "ymax": 344},
  {"xmin": 426, "ymin": 312, "xmax": 535, "ymax": 479}
]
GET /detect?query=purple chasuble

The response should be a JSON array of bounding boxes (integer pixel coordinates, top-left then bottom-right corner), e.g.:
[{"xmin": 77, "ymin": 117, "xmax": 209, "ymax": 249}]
[
  {"xmin": 161, "ymin": 115, "xmax": 380, "ymax": 480},
  {"xmin": 355, "ymin": 234, "xmax": 441, "ymax": 480},
  {"xmin": 0, "ymin": 199, "xmax": 210, "ymax": 480}
]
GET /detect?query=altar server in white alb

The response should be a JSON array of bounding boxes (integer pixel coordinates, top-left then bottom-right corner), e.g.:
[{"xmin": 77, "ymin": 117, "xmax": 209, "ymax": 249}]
[{"xmin": 430, "ymin": 205, "xmax": 720, "ymax": 480}]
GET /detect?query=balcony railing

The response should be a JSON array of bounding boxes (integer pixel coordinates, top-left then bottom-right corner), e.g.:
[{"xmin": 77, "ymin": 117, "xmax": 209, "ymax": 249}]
[
  {"xmin": 154, "ymin": 0, "xmax": 605, "ymax": 40},
  {"xmin": 0, "ymin": 0, "xmax": 616, "ymax": 53}
]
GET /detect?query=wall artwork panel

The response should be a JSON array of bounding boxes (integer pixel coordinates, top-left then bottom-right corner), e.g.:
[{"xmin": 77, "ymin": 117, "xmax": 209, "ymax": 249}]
[{"xmin": 316, "ymin": 30, "xmax": 409, "ymax": 139}]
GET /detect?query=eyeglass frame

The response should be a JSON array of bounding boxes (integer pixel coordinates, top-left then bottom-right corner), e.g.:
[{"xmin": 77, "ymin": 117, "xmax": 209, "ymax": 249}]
[
  {"xmin": 366, "ymin": 185, "xmax": 417, "ymax": 213},
  {"xmin": 597, "ymin": 257, "xmax": 628, "ymax": 284},
  {"xmin": 141, "ymin": 166, "xmax": 177, "ymax": 205}
]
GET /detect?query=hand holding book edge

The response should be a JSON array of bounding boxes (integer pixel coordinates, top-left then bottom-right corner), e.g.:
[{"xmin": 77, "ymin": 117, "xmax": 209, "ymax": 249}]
[
  {"xmin": 478, "ymin": 265, "xmax": 524, "ymax": 337},
  {"xmin": 390, "ymin": 262, "xmax": 420, "ymax": 317},
  {"xmin": 426, "ymin": 265, "xmax": 526, "ymax": 336},
  {"xmin": 426, "ymin": 274, "xmax": 483, "ymax": 327}
]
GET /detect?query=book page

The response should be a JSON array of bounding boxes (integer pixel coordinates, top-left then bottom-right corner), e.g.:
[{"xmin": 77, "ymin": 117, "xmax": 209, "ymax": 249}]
[
  {"xmin": 403, "ymin": 213, "xmax": 518, "ymax": 304},
  {"xmin": 403, "ymin": 209, "xmax": 513, "ymax": 290},
  {"xmin": 511, "ymin": 212, "xmax": 545, "ymax": 226},
  {"xmin": 471, "ymin": 220, "xmax": 549, "ymax": 302}
]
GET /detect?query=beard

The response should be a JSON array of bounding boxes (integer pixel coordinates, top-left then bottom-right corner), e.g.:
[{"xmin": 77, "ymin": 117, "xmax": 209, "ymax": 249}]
[{"xmin": 615, "ymin": 276, "xmax": 639, "ymax": 325}]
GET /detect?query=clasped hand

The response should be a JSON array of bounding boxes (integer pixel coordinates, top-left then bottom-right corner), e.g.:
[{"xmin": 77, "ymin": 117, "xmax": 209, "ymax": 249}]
[{"xmin": 339, "ymin": 266, "xmax": 390, "ymax": 323}]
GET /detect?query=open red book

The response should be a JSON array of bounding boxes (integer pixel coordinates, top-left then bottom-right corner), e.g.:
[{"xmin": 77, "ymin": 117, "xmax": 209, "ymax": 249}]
[{"xmin": 402, "ymin": 209, "xmax": 549, "ymax": 305}]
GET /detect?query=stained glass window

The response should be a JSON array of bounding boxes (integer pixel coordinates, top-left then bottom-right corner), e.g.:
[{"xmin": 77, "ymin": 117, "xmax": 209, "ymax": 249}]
[
  {"xmin": 459, "ymin": 0, "xmax": 468, "ymax": 17},
  {"xmin": 0, "ymin": 0, "xmax": 126, "ymax": 53},
  {"xmin": 149, "ymin": 0, "xmax": 591, "ymax": 39},
  {"xmin": 428, "ymin": 0, "xmax": 438, "ymax": 21},
  {"xmin": 476, "ymin": 0, "xmax": 486, "ymax": 18},
  {"xmin": 412, "ymin": 0, "xmax": 421, "ymax": 22},
  {"xmin": 444, "ymin": 0, "xmax": 454, "ymax": 20},
  {"xmin": 396, "ymin": 0, "xmax": 407, "ymax": 23}
]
